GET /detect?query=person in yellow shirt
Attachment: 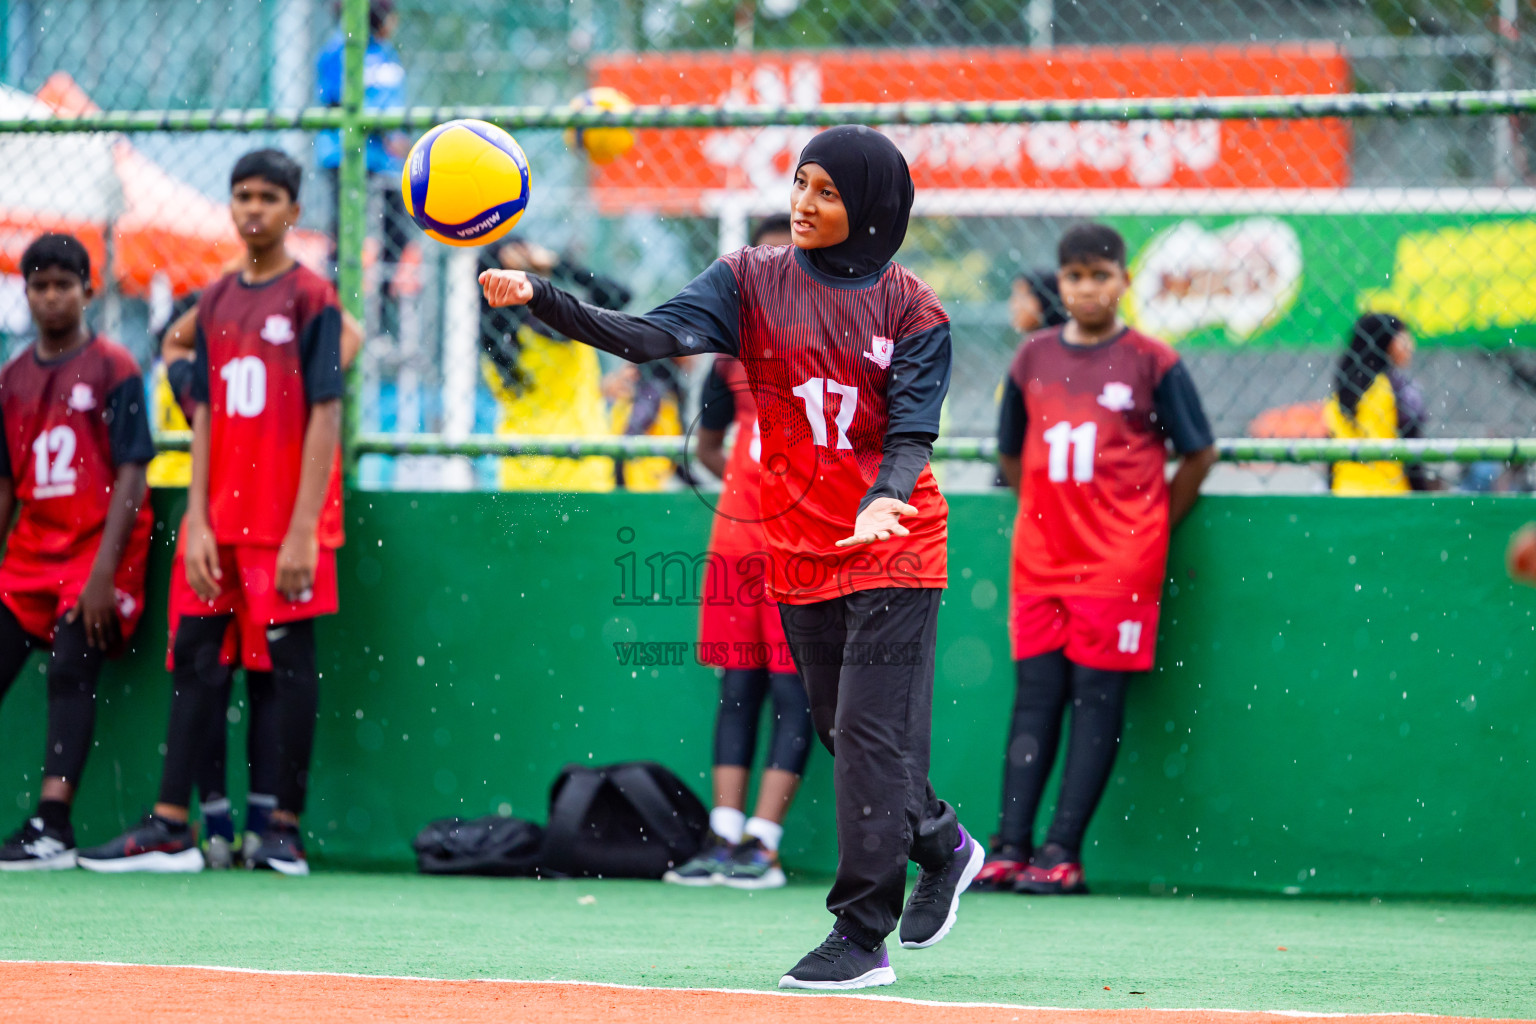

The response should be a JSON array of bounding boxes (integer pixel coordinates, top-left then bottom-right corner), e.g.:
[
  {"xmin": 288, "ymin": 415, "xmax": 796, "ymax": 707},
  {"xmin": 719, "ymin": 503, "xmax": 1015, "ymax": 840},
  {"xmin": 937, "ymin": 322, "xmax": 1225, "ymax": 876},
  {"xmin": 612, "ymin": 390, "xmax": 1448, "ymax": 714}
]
[
  {"xmin": 478, "ymin": 239, "xmax": 620, "ymax": 491},
  {"xmin": 1324, "ymin": 313, "xmax": 1430, "ymax": 494},
  {"xmin": 603, "ymin": 358, "xmax": 691, "ymax": 491}
]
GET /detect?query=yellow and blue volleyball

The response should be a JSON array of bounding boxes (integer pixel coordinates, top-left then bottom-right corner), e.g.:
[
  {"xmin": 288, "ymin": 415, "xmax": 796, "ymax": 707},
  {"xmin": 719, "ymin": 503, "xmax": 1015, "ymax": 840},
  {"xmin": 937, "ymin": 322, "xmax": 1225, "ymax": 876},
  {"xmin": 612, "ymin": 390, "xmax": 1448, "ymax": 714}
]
[
  {"xmin": 401, "ymin": 119, "xmax": 530, "ymax": 247},
  {"xmin": 564, "ymin": 87, "xmax": 636, "ymax": 165}
]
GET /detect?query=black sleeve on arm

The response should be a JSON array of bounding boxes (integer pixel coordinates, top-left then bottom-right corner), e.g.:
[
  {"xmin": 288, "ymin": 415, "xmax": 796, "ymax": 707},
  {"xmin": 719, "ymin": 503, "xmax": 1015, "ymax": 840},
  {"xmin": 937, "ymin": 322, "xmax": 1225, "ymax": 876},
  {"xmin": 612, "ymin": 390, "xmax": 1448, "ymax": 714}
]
[
  {"xmin": 886, "ymin": 322, "xmax": 951, "ymax": 436},
  {"xmin": 190, "ymin": 322, "xmax": 211, "ymax": 403},
  {"xmin": 1152, "ymin": 361, "xmax": 1215, "ymax": 454},
  {"xmin": 166, "ymin": 357, "xmax": 196, "ymax": 405},
  {"xmin": 635, "ymin": 259, "xmax": 741, "ymax": 358},
  {"xmin": 106, "ymin": 376, "xmax": 156, "ymax": 466},
  {"xmin": 859, "ymin": 432, "xmax": 934, "ymax": 512},
  {"xmin": 997, "ymin": 374, "xmax": 1027, "ymax": 457},
  {"xmin": 698, "ymin": 361, "xmax": 736, "ymax": 431},
  {"xmin": 300, "ymin": 306, "xmax": 345, "ymax": 403},
  {"xmin": 527, "ymin": 271, "xmax": 732, "ymax": 363}
]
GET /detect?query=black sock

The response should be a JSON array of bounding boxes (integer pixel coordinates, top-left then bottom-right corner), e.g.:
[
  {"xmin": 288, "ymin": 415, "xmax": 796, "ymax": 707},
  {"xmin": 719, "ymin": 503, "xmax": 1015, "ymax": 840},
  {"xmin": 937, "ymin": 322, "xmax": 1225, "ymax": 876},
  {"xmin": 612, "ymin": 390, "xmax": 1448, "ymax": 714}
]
[
  {"xmin": 265, "ymin": 619, "xmax": 319, "ymax": 816},
  {"xmin": 1041, "ymin": 663, "xmax": 1130, "ymax": 859},
  {"xmin": 152, "ymin": 812, "xmax": 191, "ymax": 833},
  {"xmin": 997, "ymin": 651, "xmax": 1071, "ymax": 852},
  {"xmin": 36, "ymin": 799, "xmax": 70, "ymax": 830},
  {"xmin": 43, "ymin": 615, "xmax": 105, "ymax": 784},
  {"xmin": 159, "ymin": 615, "xmax": 235, "ymax": 809}
]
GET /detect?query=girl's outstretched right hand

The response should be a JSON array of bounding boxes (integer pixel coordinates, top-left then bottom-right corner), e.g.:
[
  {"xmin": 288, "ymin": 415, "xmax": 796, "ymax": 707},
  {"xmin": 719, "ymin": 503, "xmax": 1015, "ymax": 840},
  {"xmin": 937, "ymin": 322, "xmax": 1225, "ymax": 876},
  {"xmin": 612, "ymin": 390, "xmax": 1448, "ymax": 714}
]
[{"xmin": 479, "ymin": 268, "xmax": 533, "ymax": 308}]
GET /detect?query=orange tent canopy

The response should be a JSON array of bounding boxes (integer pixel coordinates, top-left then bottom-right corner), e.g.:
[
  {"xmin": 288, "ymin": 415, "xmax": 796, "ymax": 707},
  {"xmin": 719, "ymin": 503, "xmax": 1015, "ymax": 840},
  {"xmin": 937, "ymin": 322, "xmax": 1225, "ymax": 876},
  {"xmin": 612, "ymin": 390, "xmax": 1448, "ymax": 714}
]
[{"xmin": 0, "ymin": 73, "xmax": 322, "ymax": 298}]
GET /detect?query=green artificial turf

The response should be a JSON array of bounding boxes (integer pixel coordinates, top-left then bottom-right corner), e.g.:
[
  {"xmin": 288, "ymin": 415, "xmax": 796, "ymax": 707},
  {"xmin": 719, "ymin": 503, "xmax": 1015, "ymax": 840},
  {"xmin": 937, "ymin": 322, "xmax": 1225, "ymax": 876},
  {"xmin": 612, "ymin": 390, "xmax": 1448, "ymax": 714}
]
[{"xmin": 2, "ymin": 872, "xmax": 1533, "ymax": 1019}]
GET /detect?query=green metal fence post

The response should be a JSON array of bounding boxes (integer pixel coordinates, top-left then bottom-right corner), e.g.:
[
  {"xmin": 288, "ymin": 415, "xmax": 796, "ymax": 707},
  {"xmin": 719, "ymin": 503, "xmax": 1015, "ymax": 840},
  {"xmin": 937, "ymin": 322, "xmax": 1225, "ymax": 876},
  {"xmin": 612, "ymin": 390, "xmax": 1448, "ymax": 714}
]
[
  {"xmin": 0, "ymin": 0, "xmax": 10, "ymax": 85},
  {"xmin": 339, "ymin": 0, "xmax": 369, "ymax": 483}
]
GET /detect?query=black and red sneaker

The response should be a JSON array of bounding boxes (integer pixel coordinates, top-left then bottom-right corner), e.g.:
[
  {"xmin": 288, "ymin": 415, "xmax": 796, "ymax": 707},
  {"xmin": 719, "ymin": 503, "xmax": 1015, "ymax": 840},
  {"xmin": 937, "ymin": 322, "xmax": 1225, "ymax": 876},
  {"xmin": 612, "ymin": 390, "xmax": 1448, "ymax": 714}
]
[
  {"xmin": 1013, "ymin": 844, "xmax": 1088, "ymax": 895},
  {"xmin": 77, "ymin": 814, "xmax": 204, "ymax": 874},
  {"xmin": 972, "ymin": 857, "xmax": 1027, "ymax": 892}
]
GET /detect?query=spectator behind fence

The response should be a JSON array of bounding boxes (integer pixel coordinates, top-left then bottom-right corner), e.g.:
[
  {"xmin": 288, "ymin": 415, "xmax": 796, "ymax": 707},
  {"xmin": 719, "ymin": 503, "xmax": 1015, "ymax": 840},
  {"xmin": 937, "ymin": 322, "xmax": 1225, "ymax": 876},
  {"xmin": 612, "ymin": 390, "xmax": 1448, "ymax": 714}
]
[
  {"xmin": 1010, "ymin": 268, "xmax": 1069, "ymax": 335},
  {"xmin": 478, "ymin": 238, "xmax": 625, "ymax": 491},
  {"xmin": 1324, "ymin": 313, "xmax": 1434, "ymax": 494},
  {"xmin": 603, "ymin": 357, "xmax": 692, "ymax": 491},
  {"xmin": 316, "ymin": 0, "xmax": 410, "ymax": 339}
]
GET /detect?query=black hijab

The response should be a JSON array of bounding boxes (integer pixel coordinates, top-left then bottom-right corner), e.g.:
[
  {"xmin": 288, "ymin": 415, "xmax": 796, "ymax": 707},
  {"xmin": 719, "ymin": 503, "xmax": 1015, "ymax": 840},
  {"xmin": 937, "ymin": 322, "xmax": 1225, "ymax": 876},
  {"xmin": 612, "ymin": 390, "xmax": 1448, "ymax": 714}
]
[
  {"xmin": 1333, "ymin": 312, "xmax": 1405, "ymax": 416},
  {"xmin": 1018, "ymin": 269, "xmax": 1068, "ymax": 329},
  {"xmin": 794, "ymin": 125, "xmax": 914, "ymax": 279}
]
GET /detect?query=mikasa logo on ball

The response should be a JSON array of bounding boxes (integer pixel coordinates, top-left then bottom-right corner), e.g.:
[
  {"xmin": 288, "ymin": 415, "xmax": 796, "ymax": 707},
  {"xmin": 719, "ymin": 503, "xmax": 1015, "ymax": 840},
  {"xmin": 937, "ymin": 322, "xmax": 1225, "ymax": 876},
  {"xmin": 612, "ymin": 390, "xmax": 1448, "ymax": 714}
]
[{"xmin": 456, "ymin": 210, "xmax": 502, "ymax": 237}]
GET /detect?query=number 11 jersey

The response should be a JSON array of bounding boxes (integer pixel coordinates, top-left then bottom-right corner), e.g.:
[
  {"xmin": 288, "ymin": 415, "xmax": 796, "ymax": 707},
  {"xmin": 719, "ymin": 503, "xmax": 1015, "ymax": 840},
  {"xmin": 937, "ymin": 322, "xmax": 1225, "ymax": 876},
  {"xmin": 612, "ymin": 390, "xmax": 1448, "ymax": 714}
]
[
  {"xmin": 191, "ymin": 264, "xmax": 345, "ymax": 549},
  {"xmin": 1001, "ymin": 326, "xmax": 1212, "ymax": 604}
]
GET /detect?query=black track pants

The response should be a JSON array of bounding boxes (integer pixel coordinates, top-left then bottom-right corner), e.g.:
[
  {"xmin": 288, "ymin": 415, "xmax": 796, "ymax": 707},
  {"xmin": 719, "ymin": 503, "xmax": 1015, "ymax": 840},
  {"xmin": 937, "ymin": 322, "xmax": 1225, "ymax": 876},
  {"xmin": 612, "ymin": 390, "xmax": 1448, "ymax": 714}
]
[{"xmin": 778, "ymin": 587, "xmax": 957, "ymax": 950}]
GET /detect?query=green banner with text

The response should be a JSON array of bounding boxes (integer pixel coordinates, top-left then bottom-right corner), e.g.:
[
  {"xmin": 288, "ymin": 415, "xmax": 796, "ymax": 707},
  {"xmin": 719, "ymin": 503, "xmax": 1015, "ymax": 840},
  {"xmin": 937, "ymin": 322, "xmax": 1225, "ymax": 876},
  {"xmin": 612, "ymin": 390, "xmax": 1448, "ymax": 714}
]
[{"xmin": 1109, "ymin": 211, "xmax": 1536, "ymax": 348}]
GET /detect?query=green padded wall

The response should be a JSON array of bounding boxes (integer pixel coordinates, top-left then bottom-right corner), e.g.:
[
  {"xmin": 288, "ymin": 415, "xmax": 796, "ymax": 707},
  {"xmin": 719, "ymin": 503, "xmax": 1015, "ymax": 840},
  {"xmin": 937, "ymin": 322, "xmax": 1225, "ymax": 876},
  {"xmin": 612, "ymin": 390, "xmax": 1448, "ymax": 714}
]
[{"xmin": 1, "ymin": 490, "xmax": 1531, "ymax": 894}]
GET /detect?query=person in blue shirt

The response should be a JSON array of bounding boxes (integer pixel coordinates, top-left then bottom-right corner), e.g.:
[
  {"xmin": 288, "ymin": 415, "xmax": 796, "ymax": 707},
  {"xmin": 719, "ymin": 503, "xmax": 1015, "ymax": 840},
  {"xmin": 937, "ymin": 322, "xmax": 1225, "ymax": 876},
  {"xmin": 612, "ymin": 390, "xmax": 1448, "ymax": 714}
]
[{"xmin": 316, "ymin": 0, "xmax": 410, "ymax": 338}]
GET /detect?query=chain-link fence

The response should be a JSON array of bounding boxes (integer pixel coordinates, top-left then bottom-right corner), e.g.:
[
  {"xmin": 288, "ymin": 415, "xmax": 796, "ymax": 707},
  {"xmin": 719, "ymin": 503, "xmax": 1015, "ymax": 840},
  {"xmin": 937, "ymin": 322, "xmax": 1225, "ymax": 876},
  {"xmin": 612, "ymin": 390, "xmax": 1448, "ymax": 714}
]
[{"xmin": 2, "ymin": 0, "xmax": 1533, "ymax": 493}]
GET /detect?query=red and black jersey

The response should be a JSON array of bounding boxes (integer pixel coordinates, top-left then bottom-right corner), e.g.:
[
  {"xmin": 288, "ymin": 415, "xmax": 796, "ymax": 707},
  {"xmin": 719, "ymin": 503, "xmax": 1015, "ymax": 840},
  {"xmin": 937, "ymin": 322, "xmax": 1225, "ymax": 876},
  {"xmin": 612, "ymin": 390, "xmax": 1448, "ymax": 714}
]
[
  {"xmin": 649, "ymin": 245, "xmax": 951, "ymax": 604},
  {"xmin": 191, "ymin": 264, "xmax": 345, "ymax": 549},
  {"xmin": 0, "ymin": 336, "xmax": 155, "ymax": 561},
  {"xmin": 699, "ymin": 356, "xmax": 766, "ymax": 558},
  {"xmin": 998, "ymin": 326, "xmax": 1212, "ymax": 604}
]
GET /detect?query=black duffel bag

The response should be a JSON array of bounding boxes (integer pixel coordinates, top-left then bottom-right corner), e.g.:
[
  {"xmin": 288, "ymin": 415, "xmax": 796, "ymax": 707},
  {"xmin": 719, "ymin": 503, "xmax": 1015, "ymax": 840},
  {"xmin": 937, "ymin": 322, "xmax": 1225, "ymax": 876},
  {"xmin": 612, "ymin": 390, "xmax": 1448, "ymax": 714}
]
[
  {"xmin": 413, "ymin": 814, "xmax": 545, "ymax": 876},
  {"xmin": 540, "ymin": 761, "xmax": 708, "ymax": 879}
]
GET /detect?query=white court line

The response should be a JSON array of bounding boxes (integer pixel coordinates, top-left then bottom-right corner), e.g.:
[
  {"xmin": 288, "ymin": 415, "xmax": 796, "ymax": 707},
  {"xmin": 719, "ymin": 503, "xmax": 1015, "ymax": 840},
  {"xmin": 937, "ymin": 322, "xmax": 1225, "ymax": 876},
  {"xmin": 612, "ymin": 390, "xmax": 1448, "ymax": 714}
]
[{"xmin": 0, "ymin": 959, "xmax": 1469, "ymax": 1020}]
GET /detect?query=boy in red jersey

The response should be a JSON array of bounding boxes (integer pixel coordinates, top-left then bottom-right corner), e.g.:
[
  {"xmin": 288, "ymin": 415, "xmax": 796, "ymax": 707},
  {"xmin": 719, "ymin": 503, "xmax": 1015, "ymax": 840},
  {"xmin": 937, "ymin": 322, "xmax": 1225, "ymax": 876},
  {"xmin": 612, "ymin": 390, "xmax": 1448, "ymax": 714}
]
[
  {"xmin": 483, "ymin": 126, "xmax": 983, "ymax": 990},
  {"xmin": 662, "ymin": 215, "xmax": 814, "ymax": 892},
  {"xmin": 0, "ymin": 234, "xmax": 154, "ymax": 870},
  {"xmin": 81, "ymin": 150, "xmax": 343, "ymax": 876},
  {"xmin": 977, "ymin": 223, "xmax": 1217, "ymax": 895},
  {"xmin": 156, "ymin": 290, "xmax": 362, "ymax": 868}
]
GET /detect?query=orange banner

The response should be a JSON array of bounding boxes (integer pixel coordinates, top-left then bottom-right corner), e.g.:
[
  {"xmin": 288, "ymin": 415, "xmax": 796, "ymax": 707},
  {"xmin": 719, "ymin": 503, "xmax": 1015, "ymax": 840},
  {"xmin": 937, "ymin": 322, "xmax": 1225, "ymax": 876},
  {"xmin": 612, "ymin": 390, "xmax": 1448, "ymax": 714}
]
[{"xmin": 588, "ymin": 43, "xmax": 1350, "ymax": 212}]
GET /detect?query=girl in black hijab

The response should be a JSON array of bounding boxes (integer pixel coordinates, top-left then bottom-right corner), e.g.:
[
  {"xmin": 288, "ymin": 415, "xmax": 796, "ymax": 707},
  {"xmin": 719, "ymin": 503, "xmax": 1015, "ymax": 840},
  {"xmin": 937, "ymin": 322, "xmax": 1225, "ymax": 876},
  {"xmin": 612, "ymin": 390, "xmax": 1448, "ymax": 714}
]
[
  {"xmin": 794, "ymin": 124, "xmax": 915, "ymax": 278},
  {"xmin": 481, "ymin": 124, "xmax": 982, "ymax": 990}
]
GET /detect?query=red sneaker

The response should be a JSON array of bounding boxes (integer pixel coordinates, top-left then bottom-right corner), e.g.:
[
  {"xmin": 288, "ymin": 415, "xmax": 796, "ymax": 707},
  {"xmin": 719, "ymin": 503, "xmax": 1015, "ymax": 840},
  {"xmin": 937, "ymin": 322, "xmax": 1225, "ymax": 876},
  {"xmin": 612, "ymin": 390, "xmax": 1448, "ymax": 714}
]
[
  {"xmin": 1013, "ymin": 859, "xmax": 1089, "ymax": 895},
  {"xmin": 971, "ymin": 857, "xmax": 1025, "ymax": 892}
]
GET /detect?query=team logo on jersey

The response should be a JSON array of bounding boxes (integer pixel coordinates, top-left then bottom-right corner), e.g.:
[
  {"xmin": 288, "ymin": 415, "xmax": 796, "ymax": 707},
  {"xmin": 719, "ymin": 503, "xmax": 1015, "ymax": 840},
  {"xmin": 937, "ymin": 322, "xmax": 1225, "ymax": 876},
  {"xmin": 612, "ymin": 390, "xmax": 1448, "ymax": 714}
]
[
  {"xmin": 67, "ymin": 383, "xmax": 96, "ymax": 411},
  {"xmin": 261, "ymin": 315, "xmax": 296, "ymax": 345},
  {"xmin": 114, "ymin": 589, "xmax": 137, "ymax": 620},
  {"xmin": 1097, "ymin": 382, "xmax": 1135, "ymax": 412},
  {"xmin": 863, "ymin": 335, "xmax": 894, "ymax": 369}
]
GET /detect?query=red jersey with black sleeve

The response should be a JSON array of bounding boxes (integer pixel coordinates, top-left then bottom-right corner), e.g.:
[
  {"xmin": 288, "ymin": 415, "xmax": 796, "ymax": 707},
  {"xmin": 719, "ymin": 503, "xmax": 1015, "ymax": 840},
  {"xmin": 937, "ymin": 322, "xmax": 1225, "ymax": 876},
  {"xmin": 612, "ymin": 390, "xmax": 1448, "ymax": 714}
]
[
  {"xmin": 648, "ymin": 245, "xmax": 951, "ymax": 604},
  {"xmin": 700, "ymin": 356, "xmax": 767, "ymax": 558},
  {"xmin": 0, "ymin": 336, "xmax": 155, "ymax": 562},
  {"xmin": 998, "ymin": 326, "xmax": 1213, "ymax": 604},
  {"xmin": 190, "ymin": 265, "xmax": 345, "ymax": 549}
]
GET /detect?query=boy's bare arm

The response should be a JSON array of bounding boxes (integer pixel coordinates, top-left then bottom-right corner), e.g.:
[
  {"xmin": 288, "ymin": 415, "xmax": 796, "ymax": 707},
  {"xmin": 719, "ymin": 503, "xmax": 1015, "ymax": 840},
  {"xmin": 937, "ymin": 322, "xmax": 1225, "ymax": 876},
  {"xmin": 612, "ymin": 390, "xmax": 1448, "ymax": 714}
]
[
  {"xmin": 1169, "ymin": 446, "xmax": 1218, "ymax": 527},
  {"xmin": 161, "ymin": 306, "xmax": 199, "ymax": 363},
  {"xmin": 275, "ymin": 398, "xmax": 341, "ymax": 600},
  {"xmin": 69, "ymin": 461, "xmax": 148, "ymax": 649}
]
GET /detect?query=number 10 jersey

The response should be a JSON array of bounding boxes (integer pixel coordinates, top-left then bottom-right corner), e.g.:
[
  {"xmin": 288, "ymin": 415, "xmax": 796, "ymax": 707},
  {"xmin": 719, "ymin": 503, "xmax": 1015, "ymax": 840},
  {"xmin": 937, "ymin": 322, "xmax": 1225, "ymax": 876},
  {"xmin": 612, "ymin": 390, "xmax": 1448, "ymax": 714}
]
[{"xmin": 191, "ymin": 265, "xmax": 345, "ymax": 549}]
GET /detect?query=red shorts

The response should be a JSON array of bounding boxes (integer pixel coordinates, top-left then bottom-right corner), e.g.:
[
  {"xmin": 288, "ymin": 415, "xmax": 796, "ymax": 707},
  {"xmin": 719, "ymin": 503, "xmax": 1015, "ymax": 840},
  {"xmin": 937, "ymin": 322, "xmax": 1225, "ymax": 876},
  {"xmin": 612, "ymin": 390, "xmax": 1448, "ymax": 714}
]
[
  {"xmin": 0, "ymin": 518, "xmax": 151, "ymax": 647},
  {"xmin": 1010, "ymin": 591, "xmax": 1161, "ymax": 672},
  {"xmin": 167, "ymin": 542, "xmax": 338, "ymax": 671},
  {"xmin": 699, "ymin": 549, "xmax": 795, "ymax": 674}
]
